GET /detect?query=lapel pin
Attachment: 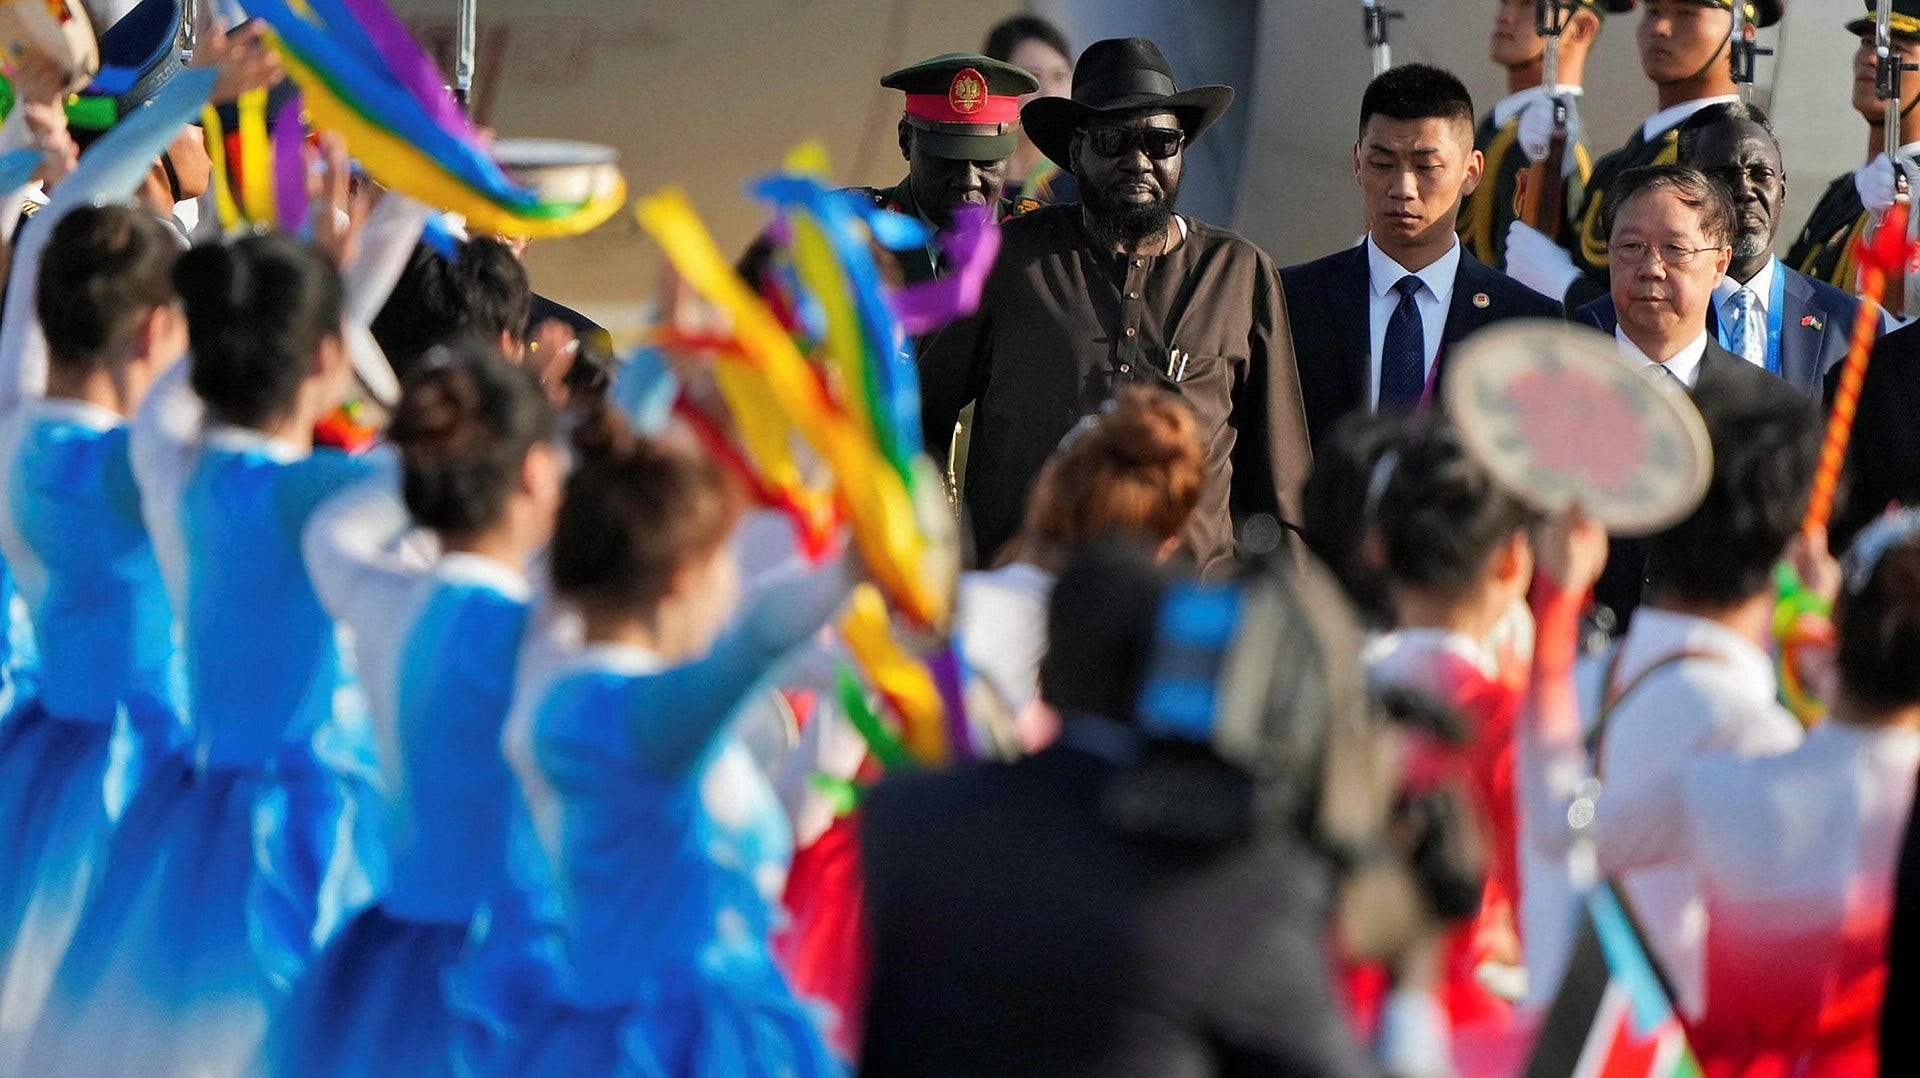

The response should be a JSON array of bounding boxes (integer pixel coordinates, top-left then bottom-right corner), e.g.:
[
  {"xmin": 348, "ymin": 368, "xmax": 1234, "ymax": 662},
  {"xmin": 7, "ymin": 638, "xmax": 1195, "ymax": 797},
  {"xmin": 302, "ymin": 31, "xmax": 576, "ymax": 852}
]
[
  {"xmin": 1472, "ymin": 292, "xmax": 1490, "ymax": 309},
  {"xmin": 1801, "ymin": 314, "xmax": 1824, "ymax": 330}
]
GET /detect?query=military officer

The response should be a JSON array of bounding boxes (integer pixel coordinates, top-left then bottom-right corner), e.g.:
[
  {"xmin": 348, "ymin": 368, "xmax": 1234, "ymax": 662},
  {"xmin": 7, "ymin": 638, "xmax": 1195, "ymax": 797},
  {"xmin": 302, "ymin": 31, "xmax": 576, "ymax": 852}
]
[
  {"xmin": 1784, "ymin": 0, "xmax": 1920, "ymax": 298},
  {"xmin": 1459, "ymin": 0, "xmax": 1605, "ymax": 271},
  {"xmin": 852, "ymin": 53, "xmax": 1040, "ymax": 281},
  {"xmin": 1505, "ymin": 0, "xmax": 1780, "ymax": 309}
]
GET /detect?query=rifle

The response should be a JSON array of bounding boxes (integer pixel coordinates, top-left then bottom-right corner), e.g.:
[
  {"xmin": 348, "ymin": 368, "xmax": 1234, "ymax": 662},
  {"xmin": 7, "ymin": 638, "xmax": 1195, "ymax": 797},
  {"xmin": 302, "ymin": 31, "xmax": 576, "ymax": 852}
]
[
  {"xmin": 1877, "ymin": 0, "xmax": 1913, "ymax": 315},
  {"xmin": 1362, "ymin": 0, "xmax": 1403, "ymax": 77},
  {"xmin": 455, "ymin": 0, "xmax": 477, "ymax": 109},
  {"xmin": 1727, "ymin": 0, "xmax": 1773, "ymax": 91},
  {"xmin": 1519, "ymin": 0, "xmax": 1574, "ymax": 237}
]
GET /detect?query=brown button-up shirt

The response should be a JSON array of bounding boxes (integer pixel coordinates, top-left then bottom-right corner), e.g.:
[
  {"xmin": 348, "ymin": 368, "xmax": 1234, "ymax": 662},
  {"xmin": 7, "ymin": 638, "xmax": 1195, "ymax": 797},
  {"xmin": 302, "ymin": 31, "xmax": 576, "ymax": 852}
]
[{"xmin": 918, "ymin": 204, "xmax": 1313, "ymax": 574}]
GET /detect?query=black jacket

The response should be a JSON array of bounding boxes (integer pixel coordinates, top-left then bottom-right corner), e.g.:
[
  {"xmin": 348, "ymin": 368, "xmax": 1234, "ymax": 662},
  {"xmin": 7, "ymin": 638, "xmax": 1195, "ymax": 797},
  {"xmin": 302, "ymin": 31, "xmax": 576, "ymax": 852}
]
[
  {"xmin": 1833, "ymin": 318, "xmax": 1920, "ymax": 551},
  {"xmin": 860, "ymin": 744, "xmax": 1372, "ymax": 1077},
  {"xmin": 1278, "ymin": 242, "xmax": 1563, "ymax": 452},
  {"xmin": 1558, "ymin": 333, "xmax": 1799, "ymax": 630}
]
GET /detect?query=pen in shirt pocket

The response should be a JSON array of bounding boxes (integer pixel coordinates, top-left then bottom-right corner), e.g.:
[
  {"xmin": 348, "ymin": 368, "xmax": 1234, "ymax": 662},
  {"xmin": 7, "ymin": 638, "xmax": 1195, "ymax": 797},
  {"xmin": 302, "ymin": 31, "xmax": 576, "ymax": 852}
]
[{"xmin": 1164, "ymin": 348, "xmax": 1190, "ymax": 383}]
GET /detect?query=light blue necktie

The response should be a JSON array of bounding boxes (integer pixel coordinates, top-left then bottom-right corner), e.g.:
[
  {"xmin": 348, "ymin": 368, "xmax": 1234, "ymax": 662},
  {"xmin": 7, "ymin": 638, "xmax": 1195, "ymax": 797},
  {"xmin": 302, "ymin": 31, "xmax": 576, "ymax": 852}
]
[{"xmin": 1726, "ymin": 287, "xmax": 1765, "ymax": 369}]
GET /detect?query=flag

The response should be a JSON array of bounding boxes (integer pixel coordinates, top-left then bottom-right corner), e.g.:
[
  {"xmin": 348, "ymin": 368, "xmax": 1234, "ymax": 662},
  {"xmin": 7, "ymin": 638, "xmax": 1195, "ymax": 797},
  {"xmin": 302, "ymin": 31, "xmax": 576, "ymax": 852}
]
[{"xmin": 1526, "ymin": 883, "xmax": 1703, "ymax": 1078}]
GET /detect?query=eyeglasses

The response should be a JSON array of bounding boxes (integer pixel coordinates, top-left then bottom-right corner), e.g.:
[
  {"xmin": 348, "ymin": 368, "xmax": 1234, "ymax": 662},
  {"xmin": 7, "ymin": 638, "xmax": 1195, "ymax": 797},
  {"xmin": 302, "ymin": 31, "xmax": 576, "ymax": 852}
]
[
  {"xmin": 1607, "ymin": 240, "xmax": 1729, "ymax": 267},
  {"xmin": 1084, "ymin": 125, "xmax": 1185, "ymax": 160}
]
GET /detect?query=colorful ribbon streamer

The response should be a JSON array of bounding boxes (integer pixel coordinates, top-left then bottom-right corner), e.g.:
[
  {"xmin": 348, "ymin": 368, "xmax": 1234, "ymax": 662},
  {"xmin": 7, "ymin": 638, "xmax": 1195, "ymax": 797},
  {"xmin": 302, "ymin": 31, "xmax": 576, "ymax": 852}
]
[
  {"xmin": 237, "ymin": 0, "xmax": 625, "ymax": 237},
  {"xmin": 634, "ymin": 187, "xmax": 946, "ymax": 630}
]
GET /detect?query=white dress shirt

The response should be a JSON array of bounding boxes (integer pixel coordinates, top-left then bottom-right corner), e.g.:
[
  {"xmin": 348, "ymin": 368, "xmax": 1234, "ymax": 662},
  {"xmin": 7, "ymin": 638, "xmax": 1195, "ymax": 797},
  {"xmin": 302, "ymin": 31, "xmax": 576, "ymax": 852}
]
[
  {"xmin": 1366, "ymin": 235, "xmax": 1460, "ymax": 409},
  {"xmin": 1614, "ymin": 326, "xmax": 1710, "ymax": 388},
  {"xmin": 1519, "ymin": 607, "xmax": 1804, "ymax": 1018},
  {"xmin": 1641, "ymin": 94, "xmax": 1741, "ymax": 143},
  {"xmin": 1712, "ymin": 256, "xmax": 1778, "ymax": 371}
]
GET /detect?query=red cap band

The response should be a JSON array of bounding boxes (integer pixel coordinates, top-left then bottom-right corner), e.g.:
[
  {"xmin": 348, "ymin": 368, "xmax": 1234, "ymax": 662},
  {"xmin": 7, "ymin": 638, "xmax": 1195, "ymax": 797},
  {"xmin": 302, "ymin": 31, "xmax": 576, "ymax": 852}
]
[{"xmin": 903, "ymin": 93, "xmax": 1021, "ymax": 125}]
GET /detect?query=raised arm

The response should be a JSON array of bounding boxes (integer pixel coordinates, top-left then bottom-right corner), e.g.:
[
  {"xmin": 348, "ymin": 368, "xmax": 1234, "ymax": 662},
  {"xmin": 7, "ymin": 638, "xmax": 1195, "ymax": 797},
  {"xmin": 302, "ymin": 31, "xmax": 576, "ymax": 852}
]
[
  {"xmin": 300, "ymin": 473, "xmax": 432, "ymax": 638},
  {"xmin": 0, "ymin": 67, "xmax": 219, "ymax": 417},
  {"xmin": 1516, "ymin": 512, "xmax": 1694, "ymax": 877},
  {"xmin": 626, "ymin": 554, "xmax": 858, "ymax": 781}
]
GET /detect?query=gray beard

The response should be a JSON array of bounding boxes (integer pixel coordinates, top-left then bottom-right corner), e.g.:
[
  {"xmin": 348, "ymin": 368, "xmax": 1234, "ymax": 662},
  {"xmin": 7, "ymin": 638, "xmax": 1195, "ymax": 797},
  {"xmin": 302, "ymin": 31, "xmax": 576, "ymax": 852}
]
[{"xmin": 1733, "ymin": 231, "xmax": 1771, "ymax": 265}]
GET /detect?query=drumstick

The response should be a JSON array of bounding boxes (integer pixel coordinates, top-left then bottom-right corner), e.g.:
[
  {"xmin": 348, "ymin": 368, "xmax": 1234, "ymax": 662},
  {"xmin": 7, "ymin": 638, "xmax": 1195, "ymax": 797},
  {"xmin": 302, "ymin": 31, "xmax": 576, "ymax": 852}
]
[{"xmin": 1803, "ymin": 195, "xmax": 1912, "ymax": 536}]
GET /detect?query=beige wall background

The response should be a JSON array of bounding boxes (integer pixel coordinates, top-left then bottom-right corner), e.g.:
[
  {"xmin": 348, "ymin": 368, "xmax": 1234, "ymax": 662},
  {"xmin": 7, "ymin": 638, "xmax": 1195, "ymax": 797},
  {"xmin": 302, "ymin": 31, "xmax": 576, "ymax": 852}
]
[{"xmin": 381, "ymin": 0, "xmax": 1867, "ymax": 335}]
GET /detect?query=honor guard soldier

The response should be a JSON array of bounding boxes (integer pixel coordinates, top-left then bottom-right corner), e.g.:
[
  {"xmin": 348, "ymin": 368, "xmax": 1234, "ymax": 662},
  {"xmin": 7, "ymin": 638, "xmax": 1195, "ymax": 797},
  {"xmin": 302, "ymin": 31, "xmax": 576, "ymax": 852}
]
[
  {"xmin": 1784, "ymin": 0, "xmax": 1920, "ymax": 296},
  {"xmin": 855, "ymin": 53, "xmax": 1039, "ymax": 282},
  {"xmin": 1459, "ymin": 0, "xmax": 1605, "ymax": 272},
  {"xmin": 1505, "ymin": 0, "xmax": 1780, "ymax": 309}
]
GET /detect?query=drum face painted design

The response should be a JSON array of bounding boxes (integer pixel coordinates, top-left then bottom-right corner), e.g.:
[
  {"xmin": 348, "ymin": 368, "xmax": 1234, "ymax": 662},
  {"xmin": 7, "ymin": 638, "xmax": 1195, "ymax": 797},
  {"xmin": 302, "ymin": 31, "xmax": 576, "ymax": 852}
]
[{"xmin": 1444, "ymin": 320, "xmax": 1713, "ymax": 538}]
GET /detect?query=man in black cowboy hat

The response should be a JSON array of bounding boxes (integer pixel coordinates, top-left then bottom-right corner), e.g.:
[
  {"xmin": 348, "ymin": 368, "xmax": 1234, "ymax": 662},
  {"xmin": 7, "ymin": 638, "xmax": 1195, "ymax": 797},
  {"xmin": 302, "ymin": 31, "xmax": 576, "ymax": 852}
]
[{"xmin": 918, "ymin": 37, "xmax": 1310, "ymax": 576}]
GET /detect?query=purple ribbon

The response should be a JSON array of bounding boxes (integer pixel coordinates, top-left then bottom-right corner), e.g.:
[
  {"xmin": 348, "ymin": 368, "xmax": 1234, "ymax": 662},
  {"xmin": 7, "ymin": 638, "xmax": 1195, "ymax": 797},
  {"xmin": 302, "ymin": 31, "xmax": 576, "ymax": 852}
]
[
  {"xmin": 927, "ymin": 641, "xmax": 974, "ymax": 762},
  {"xmin": 332, "ymin": 0, "xmax": 476, "ymax": 136},
  {"xmin": 888, "ymin": 204, "xmax": 999, "ymax": 335},
  {"xmin": 272, "ymin": 93, "xmax": 309, "ymax": 233}
]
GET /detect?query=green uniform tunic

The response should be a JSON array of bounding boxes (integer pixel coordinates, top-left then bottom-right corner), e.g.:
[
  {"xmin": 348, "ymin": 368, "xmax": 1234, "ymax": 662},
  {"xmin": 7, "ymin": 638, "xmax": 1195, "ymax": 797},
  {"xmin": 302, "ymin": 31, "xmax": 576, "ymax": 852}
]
[
  {"xmin": 1459, "ymin": 98, "xmax": 1592, "ymax": 273},
  {"xmin": 1562, "ymin": 121, "xmax": 1682, "ymax": 308},
  {"xmin": 1786, "ymin": 171, "xmax": 1871, "ymax": 293}
]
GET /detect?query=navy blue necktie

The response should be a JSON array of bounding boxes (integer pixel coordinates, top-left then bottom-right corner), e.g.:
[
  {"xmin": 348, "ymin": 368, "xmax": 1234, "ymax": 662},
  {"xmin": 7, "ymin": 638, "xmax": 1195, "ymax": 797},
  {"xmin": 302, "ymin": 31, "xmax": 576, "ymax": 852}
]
[{"xmin": 1379, "ymin": 275, "xmax": 1427, "ymax": 411}]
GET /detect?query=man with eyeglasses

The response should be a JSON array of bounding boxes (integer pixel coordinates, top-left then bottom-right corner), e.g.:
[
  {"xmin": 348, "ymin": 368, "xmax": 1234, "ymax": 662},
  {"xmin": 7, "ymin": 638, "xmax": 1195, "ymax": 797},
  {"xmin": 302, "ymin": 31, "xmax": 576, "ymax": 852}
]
[
  {"xmin": 1574, "ymin": 103, "xmax": 1865, "ymax": 398},
  {"xmin": 1574, "ymin": 163, "xmax": 1802, "ymax": 629},
  {"xmin": 1281, "ymin": 64, "xmax": 1561, "ymax": 455},
  {"xmin": 1506, "ymin": 0, "xmax": 1778, "ymax": 310},
  {"xmin": 918, "ymin": 37, "xmax": 1310, "ymax": 575}
]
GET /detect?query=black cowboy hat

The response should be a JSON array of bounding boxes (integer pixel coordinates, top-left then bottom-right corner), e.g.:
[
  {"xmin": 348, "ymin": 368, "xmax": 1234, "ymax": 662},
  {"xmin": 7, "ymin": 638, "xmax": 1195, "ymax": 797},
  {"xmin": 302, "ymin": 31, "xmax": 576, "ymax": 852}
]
[
  {"xmin": 1021, "ymin": 37, "xmax": 1234, "ymax": 172},
  {"xmin": 1597, "ymin": 0, "xmax": 1783, "ymax": 30}
]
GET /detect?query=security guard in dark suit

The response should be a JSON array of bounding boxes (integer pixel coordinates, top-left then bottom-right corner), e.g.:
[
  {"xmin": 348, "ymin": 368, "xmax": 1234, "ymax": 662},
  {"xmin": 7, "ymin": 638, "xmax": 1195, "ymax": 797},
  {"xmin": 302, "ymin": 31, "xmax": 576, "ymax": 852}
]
[
  {"xmin": 1785, "ymin": 0, "xmax": 1920, "ymax": 294},
  {"xmin": 1504, "ymin": 0, "xmax": 1782, "ymax": 309},
  {"xmin": 1458, "ymin": 0, "xmax": 1605, "ymax": 272},
  {"xmin": 850, "ymin": 53, "xmax": 1039, "ymax": 282}
]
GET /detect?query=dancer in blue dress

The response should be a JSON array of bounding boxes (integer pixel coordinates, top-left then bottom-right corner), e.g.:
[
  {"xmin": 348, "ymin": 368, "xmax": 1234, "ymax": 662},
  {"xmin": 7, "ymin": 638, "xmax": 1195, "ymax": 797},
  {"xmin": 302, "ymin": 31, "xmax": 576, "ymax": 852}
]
[
  {"xmin": 20, "ymin": 226, "xmax": 401, "ymax": 1077},
  {"xmin": 267, "ymin": 348, "xmax": 565, "ymax": 1076},
  {"xmin": 0, "ymin": 43, "xmax": 251, "ymax": 1069},
  {"xmin": 500, "ymin": 409, "xmax": 856, "ymax": 1076},
  {"xmin": 0, "ymin": 203, "xmax": 189, "ymax": 1072}
]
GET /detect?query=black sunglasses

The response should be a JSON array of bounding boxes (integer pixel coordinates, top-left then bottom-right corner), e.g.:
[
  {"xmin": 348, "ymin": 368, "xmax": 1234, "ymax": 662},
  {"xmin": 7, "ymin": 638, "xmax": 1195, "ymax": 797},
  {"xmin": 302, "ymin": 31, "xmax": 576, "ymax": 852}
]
[{"xmin": 1083, "ymin": 125, "xmax": 1186, "ymax": 160}]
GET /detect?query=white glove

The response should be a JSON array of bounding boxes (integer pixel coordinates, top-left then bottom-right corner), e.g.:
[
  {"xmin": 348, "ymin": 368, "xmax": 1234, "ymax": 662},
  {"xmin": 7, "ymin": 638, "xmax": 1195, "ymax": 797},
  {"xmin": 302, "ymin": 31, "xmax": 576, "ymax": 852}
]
[
  {"xmin": 1853, "ymin": 152, "xmax": 1920, "ymax": 214},
  {"xmin": 1504, "ymin": 220, "xmax": 1583, "ymax": 302},
  {"xmin": 1516, "ymin": 92, "xmax": 1583, "ymax": 179}
]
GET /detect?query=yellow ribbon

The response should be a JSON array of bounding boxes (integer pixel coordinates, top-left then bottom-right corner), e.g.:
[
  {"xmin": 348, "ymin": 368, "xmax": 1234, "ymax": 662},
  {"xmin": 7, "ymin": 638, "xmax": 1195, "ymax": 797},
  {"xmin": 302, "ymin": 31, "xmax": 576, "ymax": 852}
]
[
  {"xmin": 278, "ymin": 48, "xmax": 627, "ymax": 238},
  {"xmin": 237, "ymin": 88, "xmax": 275, "ymax": 225},
  {"xmin": 838, "ymin": 585, "xmax": 946, "ymax": 765}
]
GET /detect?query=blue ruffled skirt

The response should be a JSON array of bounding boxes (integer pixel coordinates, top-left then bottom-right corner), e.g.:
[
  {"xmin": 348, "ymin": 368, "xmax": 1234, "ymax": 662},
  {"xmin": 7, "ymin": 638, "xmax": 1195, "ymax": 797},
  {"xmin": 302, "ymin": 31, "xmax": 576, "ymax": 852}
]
[
  {"xmin": 265, "ymin": 907, "xmax": 467, "ymax": 1078},
  {"xmin": 0, "ymin": 704, "xmax": 114, "ymax": 1074},
  {"xmin": 18, "ymin": 745, "xmax": 379, "ymax": 1078},
  {"xmin": 497, "ymin": 959, "xmax": 843, "ymax": 1078}
]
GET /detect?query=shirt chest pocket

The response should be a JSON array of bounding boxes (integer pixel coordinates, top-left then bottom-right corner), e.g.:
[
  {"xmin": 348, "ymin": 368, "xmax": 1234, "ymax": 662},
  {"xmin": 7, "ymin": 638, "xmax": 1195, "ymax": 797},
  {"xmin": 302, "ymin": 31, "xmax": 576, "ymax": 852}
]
[{"xmin": 1133, "ymin": 350, "xmax": 1235, "ymax": 433}]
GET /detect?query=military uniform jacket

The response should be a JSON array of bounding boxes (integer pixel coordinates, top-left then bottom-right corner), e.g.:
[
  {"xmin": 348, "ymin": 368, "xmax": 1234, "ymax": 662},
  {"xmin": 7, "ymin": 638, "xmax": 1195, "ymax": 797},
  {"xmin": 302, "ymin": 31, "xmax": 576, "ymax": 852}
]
[
  {"xmin": 1786, "ymin": 172, "xmax": 1870, "ymax": 293},
  {"xmin": 852, "ymin": 181, "xmax": 1021, "ymax": 283},
  {"xmin": 1563, "ymin": 121, "xmax": 1683, "ymax": 309},
  {"xmin": 917, "ymin": 205, "xmax": 1312, "ymax": 575},
  {"xmin": 1459, "ymin": 96, "xmax": 1592, "ymax": 273}
]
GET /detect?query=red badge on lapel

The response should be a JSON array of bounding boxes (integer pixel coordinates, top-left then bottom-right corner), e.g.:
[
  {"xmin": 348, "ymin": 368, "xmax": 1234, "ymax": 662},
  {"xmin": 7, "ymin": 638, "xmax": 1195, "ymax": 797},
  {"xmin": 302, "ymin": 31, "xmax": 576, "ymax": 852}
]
[{"xmin": 1801, "ymin": 314, "xmax": 1824, "ymax": 330}]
